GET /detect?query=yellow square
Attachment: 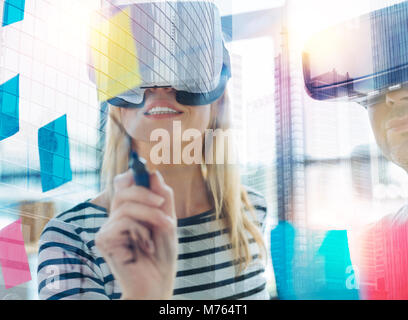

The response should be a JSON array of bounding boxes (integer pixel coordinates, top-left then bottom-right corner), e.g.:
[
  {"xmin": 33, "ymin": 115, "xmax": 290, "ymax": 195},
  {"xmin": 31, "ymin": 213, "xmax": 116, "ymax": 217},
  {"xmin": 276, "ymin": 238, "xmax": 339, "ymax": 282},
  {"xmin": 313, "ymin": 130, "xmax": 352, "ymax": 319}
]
[{"xmin": 90, "ymin": 7, "xmax": 142, "ymax": 102}]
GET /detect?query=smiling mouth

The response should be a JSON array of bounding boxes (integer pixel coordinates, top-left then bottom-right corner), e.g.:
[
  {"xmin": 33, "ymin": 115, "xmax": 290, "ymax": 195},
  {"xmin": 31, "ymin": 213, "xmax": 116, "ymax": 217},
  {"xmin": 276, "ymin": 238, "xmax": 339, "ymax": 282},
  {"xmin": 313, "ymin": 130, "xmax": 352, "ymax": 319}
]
[{"xmin": 144, "ymin": 106, "xmax": 183, "ymax": 116}]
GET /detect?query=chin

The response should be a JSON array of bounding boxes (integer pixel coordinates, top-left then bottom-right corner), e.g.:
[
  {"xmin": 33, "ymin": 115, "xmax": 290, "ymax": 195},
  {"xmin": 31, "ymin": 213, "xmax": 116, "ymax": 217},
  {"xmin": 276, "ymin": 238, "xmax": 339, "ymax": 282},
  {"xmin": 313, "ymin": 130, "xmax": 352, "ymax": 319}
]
[
  {"xmin": 388, "ymin": 138, "xmax": 408, "ymax": 172},
  {"xmin": 132, "ymin": 123, "xmax": 176, "ymax": 143}
]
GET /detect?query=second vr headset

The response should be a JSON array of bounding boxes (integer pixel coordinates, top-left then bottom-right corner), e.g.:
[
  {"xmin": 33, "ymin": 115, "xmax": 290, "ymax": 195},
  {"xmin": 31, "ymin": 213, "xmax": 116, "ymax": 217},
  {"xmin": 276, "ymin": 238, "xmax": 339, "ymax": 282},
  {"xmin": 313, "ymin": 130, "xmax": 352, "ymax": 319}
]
[
  {"xmin": 302, "ymin": 0, "xmax": 408, "ymax": 108},
  {"xmin": 88, "ymin": 0, "xmax": 231, "ymax": 108}
]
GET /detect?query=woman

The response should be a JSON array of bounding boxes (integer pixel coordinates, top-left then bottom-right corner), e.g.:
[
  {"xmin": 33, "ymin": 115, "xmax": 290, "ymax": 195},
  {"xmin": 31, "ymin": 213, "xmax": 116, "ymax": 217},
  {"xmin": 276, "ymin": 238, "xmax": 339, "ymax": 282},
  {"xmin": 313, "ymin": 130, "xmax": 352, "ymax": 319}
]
[{"xmin": 37, "ymin": 1, "xmax": 269, "ymax": 300}]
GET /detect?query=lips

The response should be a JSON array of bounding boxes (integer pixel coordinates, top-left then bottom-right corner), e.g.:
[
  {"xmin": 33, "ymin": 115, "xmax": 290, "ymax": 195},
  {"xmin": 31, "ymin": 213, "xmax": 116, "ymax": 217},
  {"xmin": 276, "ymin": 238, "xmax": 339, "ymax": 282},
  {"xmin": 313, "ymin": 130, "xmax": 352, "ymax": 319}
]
[{"xmin": 144, "ymin": 100, "xmax": 183, "ymax": 116}]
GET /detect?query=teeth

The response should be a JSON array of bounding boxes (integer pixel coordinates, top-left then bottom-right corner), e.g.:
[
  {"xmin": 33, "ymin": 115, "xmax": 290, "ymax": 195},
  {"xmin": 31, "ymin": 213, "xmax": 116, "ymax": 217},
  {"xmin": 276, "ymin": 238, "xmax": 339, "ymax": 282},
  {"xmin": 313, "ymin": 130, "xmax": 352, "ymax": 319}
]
[{"xmin": 146, "ymin": 106, "xmax": 180, "ymax": 115}]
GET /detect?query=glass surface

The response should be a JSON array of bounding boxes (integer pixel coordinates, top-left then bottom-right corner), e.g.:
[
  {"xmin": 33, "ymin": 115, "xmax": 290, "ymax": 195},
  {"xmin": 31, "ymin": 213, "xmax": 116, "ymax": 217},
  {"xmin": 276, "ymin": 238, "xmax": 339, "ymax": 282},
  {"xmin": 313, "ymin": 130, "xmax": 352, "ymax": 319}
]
[{"xmin": 0, "ymin": 0, "xmax": 407, "ymax": 300}]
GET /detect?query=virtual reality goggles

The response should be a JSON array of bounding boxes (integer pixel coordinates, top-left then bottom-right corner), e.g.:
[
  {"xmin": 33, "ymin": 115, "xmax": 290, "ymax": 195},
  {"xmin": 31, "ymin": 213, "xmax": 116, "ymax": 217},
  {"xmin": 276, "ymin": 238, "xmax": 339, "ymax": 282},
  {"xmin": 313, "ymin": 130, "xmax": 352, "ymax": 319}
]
[
  {"xmin": 88, "ymin": 0, "xmax": 231, "ymax": 108},
  {"xmin": 302, "ymin": 1, "xmax": 408, "ymax": 108}
]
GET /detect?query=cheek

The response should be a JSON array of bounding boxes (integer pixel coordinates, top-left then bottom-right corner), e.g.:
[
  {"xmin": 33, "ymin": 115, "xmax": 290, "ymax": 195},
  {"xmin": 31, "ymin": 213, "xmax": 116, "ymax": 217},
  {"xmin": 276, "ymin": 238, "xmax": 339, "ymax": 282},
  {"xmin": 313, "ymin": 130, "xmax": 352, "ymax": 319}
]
[
  {"xmin": 184, "ymin": 106, "xmax": 211, "ymax": 133},
  {"xmin": 120, "ymin": 108, "xmax": 143, "ymax": 135}
]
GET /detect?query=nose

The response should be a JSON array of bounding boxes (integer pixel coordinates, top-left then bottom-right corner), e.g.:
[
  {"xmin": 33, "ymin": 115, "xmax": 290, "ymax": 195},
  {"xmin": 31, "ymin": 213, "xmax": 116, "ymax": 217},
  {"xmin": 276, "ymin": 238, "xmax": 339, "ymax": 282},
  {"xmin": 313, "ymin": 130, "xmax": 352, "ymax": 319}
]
[{"xmin": 144, "ymin": 86, "xmax": 176, "ymax": 100}]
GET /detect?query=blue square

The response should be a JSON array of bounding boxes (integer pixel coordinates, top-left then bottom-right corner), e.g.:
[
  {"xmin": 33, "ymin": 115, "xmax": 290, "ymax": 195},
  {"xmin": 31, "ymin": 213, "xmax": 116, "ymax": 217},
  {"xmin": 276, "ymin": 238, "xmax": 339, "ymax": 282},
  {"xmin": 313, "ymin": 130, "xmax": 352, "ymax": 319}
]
[
  {"xmin": 0, "ymin": 75, "xmax": 19, "ymax": 141},
  {"xmin": 38, "ymin": 114, "xmax": 72, "ymax": 192},
  {"xmin": 2, "ymin": 0, "xmax": 25, "ymax": 26}
]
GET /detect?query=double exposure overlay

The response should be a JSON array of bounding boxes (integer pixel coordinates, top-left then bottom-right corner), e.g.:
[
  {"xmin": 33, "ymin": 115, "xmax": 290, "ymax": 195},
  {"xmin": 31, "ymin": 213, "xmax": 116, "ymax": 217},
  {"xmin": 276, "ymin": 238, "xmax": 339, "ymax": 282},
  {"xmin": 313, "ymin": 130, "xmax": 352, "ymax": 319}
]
[{"xmin": 0, "ymin": 0, "xmax": 407, "ymax": 300}]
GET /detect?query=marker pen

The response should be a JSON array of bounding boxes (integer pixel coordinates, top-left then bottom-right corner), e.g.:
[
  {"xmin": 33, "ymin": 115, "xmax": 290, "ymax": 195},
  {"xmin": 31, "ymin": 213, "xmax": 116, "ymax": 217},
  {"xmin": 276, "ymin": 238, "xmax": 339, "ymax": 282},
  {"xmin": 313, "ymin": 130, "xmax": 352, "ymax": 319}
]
[{"xmin": 128, "ymin": 150, "xmax": 150, "ymax": 189}]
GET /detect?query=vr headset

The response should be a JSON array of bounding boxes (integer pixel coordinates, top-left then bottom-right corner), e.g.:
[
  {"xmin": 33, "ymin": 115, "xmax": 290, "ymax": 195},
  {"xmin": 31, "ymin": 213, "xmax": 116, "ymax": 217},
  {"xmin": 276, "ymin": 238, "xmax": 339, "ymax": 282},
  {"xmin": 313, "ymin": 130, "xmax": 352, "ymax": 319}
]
[
  {"xmin": 302, "ymin": 1, "xmax": 408, "ymax": 108},
  {"xmin": 88, "ymin": 0, "xmax": 231, "ymax": 108}
]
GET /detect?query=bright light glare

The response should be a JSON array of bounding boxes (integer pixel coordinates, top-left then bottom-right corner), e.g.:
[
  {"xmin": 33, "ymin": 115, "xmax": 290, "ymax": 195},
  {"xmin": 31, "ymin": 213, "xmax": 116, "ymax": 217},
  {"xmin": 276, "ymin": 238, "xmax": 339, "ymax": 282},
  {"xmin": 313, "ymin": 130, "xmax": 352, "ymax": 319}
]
[
  {"xmin": 288, "ymin": 0, "xmax": 406, "ymax": 51},
  {"xmin": 44, "ymin": 0, "xmax": 100, "ymax": 59},
  {"xmin": 215, "ymin": 0, "xmax": 285, "ymax": 16}
]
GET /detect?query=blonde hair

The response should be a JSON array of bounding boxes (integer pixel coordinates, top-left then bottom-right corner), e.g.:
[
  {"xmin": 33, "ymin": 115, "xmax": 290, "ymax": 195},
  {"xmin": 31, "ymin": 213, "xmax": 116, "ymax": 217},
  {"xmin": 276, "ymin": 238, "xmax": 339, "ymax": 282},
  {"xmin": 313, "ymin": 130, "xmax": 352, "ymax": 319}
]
[{"xmin": 101, "ymin": 91, "xmax": 266, "ymax": 274}]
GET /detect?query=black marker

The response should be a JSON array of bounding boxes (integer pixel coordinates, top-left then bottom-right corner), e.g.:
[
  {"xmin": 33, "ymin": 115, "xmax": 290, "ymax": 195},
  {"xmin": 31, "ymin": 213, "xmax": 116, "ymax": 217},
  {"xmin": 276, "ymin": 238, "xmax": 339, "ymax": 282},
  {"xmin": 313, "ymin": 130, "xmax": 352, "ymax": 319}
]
[
  {"xmin": 126, "ymin": 134, "xmax": 150, "ymax": 189},
  {"xmin": 103, "ymin": 122, "xmax": 155, "ymax": 264},
  {"xmin": 129, "ymin": 149, "xmax": 150, "ymax": 189}
]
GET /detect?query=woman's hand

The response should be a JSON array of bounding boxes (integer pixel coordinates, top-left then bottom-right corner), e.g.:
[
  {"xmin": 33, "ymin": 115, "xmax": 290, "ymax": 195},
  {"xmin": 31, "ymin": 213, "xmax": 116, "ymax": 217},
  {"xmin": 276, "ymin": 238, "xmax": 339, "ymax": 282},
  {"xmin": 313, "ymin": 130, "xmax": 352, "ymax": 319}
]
[{"xmin": 95, "ymin": 169, "xmax": 178, "ymax": 299}]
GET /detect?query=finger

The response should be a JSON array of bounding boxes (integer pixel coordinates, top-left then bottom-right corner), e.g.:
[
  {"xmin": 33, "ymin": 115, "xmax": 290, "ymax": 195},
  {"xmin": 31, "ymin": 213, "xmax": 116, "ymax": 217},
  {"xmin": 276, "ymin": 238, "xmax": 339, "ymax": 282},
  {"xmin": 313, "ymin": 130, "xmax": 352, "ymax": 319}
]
[
  {"xmin": 118, "ymin": 229, "xmax": 138, "ymax": 264},
  {"xmin": 150, "ymin": 171, "xmax": 176, "ymax": 219},
  {"xmin": 97, "ymin": 217, "xmax": 153, "ymax": 258},
  {"xmin": 131, "ymin": 223, "xmax": 155, "ymax": 255},
  {"xmin": 111, "ymin": 201, "xmax": 171, "ymax": 228},
  {"xmin": 113, "ymin": 169, "xmax": 135, "ymax": 193},
  {"xmin": 111, "ymin": 185, "xmax": 165, "ymax": 211},
  {"xmin": 134, "ymin": 233, "xmax": 155, "ymax": 255},
  {"xmin": 106, "ymin": 224, "xmax": 153, "ymax": 261},
  {"xmin": 97, "ymin": 216, "xmax": 146, "ymax": 246}
]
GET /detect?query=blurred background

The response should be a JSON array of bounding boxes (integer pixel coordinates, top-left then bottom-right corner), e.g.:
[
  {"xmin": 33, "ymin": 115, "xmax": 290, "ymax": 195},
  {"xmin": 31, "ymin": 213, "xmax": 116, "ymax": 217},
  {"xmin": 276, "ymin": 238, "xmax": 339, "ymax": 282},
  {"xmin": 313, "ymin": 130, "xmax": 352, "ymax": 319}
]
[{"xmin": 0, "ymin": 0, "xmax": 407, "ymax": 299}]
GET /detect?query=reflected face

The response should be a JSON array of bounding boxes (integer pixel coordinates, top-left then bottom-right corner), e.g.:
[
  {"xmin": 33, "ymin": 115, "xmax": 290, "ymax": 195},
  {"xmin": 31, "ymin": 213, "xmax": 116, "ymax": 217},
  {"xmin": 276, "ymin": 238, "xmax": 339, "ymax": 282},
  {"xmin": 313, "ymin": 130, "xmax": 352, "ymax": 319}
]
[
  {"xmin": 119, "ymin": 87, "xmax": 211, "ymax": 144},
  {"xmin": 368, "ymin": 89, "xmax": 408, "ymax": 171}
]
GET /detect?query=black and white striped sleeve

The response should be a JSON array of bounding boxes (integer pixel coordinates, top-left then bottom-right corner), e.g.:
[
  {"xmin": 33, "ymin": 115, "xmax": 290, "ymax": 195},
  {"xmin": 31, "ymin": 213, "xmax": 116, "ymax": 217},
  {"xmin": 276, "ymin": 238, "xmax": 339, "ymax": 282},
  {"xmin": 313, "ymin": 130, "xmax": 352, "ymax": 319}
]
[{"xmin": 37, "ymin": 218, "xmax": 109, "ymax": 300}]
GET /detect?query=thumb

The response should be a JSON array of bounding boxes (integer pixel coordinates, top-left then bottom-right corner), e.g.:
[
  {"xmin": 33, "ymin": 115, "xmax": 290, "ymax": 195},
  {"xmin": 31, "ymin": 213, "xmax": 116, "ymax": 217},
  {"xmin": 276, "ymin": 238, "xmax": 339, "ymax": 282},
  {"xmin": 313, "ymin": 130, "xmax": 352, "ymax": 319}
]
[
  {"xmin": 150, "ymin": 171, "xmax": 175, "ymax": 218},
  {"xmin": 113, "ymin": 169, "xmax": 135, "ymax": 192}
]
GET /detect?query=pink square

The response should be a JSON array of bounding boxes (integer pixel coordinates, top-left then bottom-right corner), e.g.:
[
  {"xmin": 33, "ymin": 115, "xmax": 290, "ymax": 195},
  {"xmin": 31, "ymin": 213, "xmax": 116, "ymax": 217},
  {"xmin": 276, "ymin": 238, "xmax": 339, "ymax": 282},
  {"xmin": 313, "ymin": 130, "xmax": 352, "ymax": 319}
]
[{"xmin": 0, "ymin": 219, "xmax": 31, "ymax": 289}]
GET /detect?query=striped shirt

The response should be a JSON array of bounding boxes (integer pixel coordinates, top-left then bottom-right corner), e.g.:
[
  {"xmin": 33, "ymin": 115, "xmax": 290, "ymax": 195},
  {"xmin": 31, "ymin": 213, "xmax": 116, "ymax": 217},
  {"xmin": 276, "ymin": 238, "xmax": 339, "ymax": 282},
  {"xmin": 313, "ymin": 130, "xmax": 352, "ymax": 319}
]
[{"xmin": 37, "ymin": 189, "xmax": 270, "ymax": 300}]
